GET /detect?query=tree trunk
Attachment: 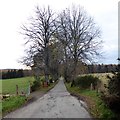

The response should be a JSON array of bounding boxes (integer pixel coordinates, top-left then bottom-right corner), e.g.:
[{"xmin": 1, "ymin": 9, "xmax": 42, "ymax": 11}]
[
  {"xmin": 44, "ymin": 43, "xmax": 49, "ymax": 84},
  {"xmin": 71, "ymin": 59, "xmax": 77, "ymax": 87}
]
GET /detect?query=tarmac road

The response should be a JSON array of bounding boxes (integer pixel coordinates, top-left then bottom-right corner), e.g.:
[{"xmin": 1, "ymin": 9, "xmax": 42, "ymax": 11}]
[{"xmin": 4, "ymin": 77, "xmax": 91, "ymax": 118}]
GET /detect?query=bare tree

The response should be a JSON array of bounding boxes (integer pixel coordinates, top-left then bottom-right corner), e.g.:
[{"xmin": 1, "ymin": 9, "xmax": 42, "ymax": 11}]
[
  {"xmin": 55, "ymin": 6, "xmax": 102, "ymax": 82},
  {"xmin": 21, "ymin": 6, "xmax": 57, "ymax": 83},
  {"xmin": 21, "ymin": 5, "xmax": 102, "ymax": 85}
]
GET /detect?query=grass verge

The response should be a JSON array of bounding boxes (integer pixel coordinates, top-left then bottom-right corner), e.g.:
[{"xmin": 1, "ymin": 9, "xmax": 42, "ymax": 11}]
[
  {"xmin": 2, "ymin": 96, "xmax": 27, "ymax": 116},
  {"xmin": 65, "ymin": 82, "xmax": 115, "ymax": 119}
]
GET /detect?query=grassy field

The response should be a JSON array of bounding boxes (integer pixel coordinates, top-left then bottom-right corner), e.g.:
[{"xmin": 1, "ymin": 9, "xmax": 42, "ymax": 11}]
[
  {"xmin": 0, "ymin": 77, "xmax": 34, "ymax": 94},
  {"xmin": 90, "ymin": 73, "xmax": 113, "ymax": 84},
  {"xmin": 79, "ymin": 73, "xmax": 112, "ymax": 83}
]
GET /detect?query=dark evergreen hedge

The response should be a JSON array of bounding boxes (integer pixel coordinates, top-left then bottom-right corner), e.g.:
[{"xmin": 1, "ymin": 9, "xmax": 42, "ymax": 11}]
[
  {"xmin": 2, "ymin": 69, "xmax": 24, "ymax": 79},
  {"xmin": 75, "ymin": 75, "xmax": 101, "ymax": 89}
]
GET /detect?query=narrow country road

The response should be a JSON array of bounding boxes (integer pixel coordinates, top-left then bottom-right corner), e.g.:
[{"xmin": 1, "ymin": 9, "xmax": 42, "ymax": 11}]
[{"xmin": 4, "ymin": 77, "xmax": 91, "ymax": 118}]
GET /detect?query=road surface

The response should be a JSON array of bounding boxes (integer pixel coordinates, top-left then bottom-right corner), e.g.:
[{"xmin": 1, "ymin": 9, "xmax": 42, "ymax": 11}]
[{"xmin": 4, "ymin": 77, "xmax": 91, "ymax": 118}]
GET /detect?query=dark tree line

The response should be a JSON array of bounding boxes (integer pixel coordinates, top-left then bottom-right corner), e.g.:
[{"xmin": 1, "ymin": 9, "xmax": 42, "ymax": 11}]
[
  {"xmin": 2, "ymin": 69, "xmax": 24, "ymax": 79},
  {"xmin": 87, "ymin": 64, "xmax": 117, "ymax": 73}
]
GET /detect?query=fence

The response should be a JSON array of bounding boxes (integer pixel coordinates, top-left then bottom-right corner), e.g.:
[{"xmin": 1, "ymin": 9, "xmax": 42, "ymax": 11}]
[
  {"xmin": 1, "ymin": 83, "xmax": 31, "ymax": 100},
  {"xmin": 15, "ymin": 83, "xmax": 31, "ymax": 96}
]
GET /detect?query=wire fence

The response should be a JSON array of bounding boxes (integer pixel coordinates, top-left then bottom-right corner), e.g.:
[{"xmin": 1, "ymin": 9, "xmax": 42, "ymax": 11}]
[
  {"xmin": 15, "ymin": 83, "xmax": 31, "ymax": 96},
  {"xmin": 1, "ymin": 83, "xmax": 31, "ymax": 100}
]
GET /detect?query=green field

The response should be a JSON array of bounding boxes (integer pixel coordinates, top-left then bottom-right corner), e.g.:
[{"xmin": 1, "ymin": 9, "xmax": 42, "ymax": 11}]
[
  {"xmin": 0, "ymin": 77, "xmax": 34, "ymax": 94},
  {"xmin": 0, "ymin": 77, "xmax": 34, "ymax": 116}
]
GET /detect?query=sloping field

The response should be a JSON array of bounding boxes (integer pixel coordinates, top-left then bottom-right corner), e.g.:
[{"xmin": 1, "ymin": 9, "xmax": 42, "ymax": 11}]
[
  {"xmin": 91, "ymin": 73, "xmax": 113, "ymax": 84},
  {"xmin": 0, "ymin": 77, "xmax": 34, "ymax": 94},
  {"xmin": 79, "ymin": 73, "xmax": 113, "ymax": 91}
]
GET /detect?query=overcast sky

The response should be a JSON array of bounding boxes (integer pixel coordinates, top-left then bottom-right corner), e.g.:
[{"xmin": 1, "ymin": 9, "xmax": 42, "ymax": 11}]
[{"xmin": 0, "ymin": 0, "xmax": 119, "ymax": 69}]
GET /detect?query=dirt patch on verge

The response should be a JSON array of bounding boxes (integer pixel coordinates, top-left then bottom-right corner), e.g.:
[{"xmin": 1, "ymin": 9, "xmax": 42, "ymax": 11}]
[{"xmin": 70, "ymin": 92, "xmax": 98, "ymax": 117}]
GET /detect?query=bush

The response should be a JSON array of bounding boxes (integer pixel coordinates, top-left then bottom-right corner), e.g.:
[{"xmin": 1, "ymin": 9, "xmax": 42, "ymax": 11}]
[
  {"xmin": 98, "ymin": 101, "xmax": 115, "ymax": 119},
  {"xmin": 101, "ymin": 70, "xmax": 120, "ymax": 115},
  {"xmin": 31, "ymin": 76, "xmax": 41, "ymax": 92},
  {"xmin": 101, "ymin": 94, "xmax": 120, "ymax": 114},
  {"xmin": 107, "ymin": 71, "xmax": 120, "ymax": 96},
  {"xmin": 49, "ymin": 77, "xmax": 53, "ymax": 83},
  {"xmin": 75, "ymin": 75, "xmax": 101, "ymax": 89}
]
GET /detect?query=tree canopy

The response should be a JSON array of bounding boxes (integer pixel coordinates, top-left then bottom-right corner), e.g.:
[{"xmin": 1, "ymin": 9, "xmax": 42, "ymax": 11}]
[{"xmin": 21, "ymin": 5, "xmax": 102, "ymax": 82}]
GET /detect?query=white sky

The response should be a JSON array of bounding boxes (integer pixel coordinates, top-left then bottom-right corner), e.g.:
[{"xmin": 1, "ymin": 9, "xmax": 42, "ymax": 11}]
[{"xmin": 0, "ymin": 0, "xmax": 119, "ymax": 69}]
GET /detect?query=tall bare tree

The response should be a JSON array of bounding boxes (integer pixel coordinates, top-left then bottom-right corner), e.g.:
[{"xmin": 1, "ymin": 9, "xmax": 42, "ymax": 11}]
[
  {"xmin": 21, "ymin": 6, "xmax": 57, "ymax": 83},
  {"xmin": 55, "ymin": 6, "xmax": 102, "ymax": 82}
]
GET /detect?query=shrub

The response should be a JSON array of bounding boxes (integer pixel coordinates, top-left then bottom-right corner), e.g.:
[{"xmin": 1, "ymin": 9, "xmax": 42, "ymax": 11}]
[
  {"xmin": 40, "ymin": 76, "xmax": 45, "ymax": 84},
  {"xmin": 101, "ymin": 69, "xmax": 120, "ymax": 115},
  {"xmin": 107, "ymin": 71, "xmax": 120, "ymax": 96},
  {"xmin": 101, "ymin": 94, "xmax": 120, "ymax": 114},
  {"xmin": 49, "ymin": 77, "xmax": 53, "ymax": 83},
  {"xmin": 31, "ymin": 76, "xmax": 41, "ymax": 92},
  {"xmin": 75, "ymin": 75, "xmax": 101, "ymax": 89},
  {"xmin": 98, "ymin": 101, "xmax": 115, "ymax": 119}
]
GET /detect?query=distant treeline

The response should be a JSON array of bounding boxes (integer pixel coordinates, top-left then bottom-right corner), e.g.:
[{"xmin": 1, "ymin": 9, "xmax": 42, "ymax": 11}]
[
  {"xmin": 2, "ymin": 69, "xmax": 32, "ymax": 79},
  {"xmin": 1, "ymin": 64, "xmax": 118, "ymax": 79},
  {"xmin": 87, "ymin": 64, "xmax": 117, "ymax": 73}
]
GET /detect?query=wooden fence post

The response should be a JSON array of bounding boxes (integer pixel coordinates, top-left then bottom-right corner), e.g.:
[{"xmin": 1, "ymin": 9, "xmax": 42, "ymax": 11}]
[
  {"xmin": 90, "ymin": 83, "xmax": 93, "ymax": 90},
  {"xmin": 16, "ymin": 85, "xmax": 18, "ymax": 95},
  {"xmin": 28, "ymin": 83, "xmax": 30, "ymax": 95}
]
